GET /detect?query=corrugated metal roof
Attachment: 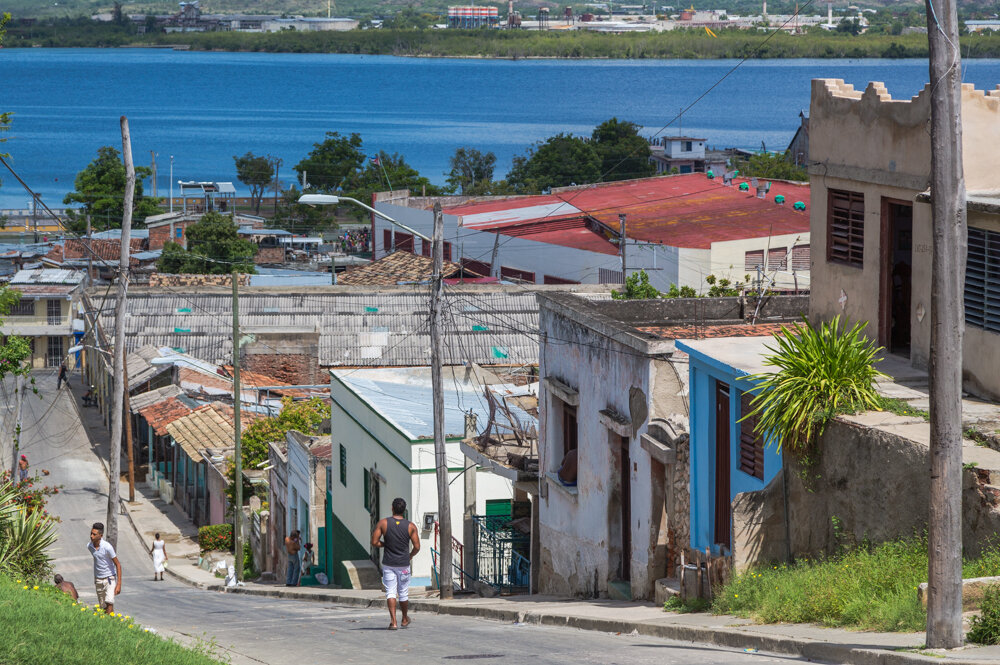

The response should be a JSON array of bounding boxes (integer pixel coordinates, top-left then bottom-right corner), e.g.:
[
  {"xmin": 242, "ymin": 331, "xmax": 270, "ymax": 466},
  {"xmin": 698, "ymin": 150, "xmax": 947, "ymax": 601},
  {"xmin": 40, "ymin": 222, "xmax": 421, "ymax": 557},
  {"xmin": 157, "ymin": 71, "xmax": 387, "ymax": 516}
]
[
  {"xmin": 130, "ymin": 384, "xmax": 185, "ymax": 413},
  {"xmin": 98, "ymin": 289, "xmax": 540, "ymax": 368},
  {"xmin": 333, "ymin": 366, "xmax": 537, "ymax": 440},
  {"xmin": 444, "ymin": 174, "xmax": 811, "ymax": 250},
  {"xmin": 11, "ymin": 268, "xmax": 85, "ymax": 285}
]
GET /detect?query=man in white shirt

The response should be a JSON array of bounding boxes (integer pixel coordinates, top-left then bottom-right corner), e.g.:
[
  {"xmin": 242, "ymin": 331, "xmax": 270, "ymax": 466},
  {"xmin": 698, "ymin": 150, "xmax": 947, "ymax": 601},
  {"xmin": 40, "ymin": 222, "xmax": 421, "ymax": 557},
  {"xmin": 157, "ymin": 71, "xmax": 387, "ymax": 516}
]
[{"xmin": 88, "ymin": 522, "xmax": 122, "ymax": 613}]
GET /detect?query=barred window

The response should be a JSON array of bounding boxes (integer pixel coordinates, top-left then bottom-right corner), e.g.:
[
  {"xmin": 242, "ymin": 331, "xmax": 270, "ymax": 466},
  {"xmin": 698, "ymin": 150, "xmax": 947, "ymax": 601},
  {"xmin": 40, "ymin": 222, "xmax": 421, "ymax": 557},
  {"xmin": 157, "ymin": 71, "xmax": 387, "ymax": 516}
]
[{"xmin": 827, "ymin": 189, "xmax": 865, "ymax": 268}]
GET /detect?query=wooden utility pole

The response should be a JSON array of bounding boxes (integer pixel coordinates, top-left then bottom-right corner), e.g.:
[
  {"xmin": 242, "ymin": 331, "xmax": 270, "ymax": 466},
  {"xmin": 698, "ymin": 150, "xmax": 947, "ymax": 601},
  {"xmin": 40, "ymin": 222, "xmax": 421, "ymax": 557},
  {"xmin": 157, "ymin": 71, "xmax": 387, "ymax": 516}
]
[
  {"xmin": 86, "ymin": 215, "xmax": 94, "ymax": 282},
  {"xmin": 150, "ymin": 151, "xmax": 158, "ymax": 199},
  {"xmin": 272, "ymin": 157, "xmax": 283, "ymax": 217},
  {"xmin": 106, "ymin": 116, "xmax": 135, "ymax": 550},
  {"xmin": 925, "ymin": 0, "xmax": 966, "ymax": 649},
  {"xmin": 232, "ymin": 270, "xmax": 245, "ymax": 583},
  {"xmin": 619, "ymin": 213, "xmax": 627, "ymax": 283},
  {"xmin": 123, "ymin": 363, "xmax": 135, "ymax": 503},
  {"xmin": 430, "ymin": 202, "xmax": 454, "ymax": 599},
  {"xmin": 9, "ymin": 375, "xmax": 24, "ymax": 480},
  {"xmin": 463, "ymin": 411, "xmax": 478, "ymax": 588}
]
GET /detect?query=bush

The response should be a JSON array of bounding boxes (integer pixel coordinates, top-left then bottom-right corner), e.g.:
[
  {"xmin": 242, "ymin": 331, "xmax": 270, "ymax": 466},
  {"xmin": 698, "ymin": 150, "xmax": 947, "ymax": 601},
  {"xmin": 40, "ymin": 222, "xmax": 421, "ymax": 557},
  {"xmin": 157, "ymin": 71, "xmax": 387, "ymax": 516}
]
[
  {"xmin": 198, "ymin": 524, "xmax": 232, "ymax": 552},
  {"xmin": 968, "ymin": 585, "xmax": 1000, "ymax": 645},
  {"xmin": 0, "ymin": 479, "xmax": 58, "ymax": 580}
]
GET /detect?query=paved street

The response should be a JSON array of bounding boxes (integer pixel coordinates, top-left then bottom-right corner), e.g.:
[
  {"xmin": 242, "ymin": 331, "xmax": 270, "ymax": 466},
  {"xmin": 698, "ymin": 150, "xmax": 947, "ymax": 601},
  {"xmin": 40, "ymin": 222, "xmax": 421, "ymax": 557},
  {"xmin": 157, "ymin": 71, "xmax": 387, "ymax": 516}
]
[{"xmin": 19, "ymin": 371, "xmax": 810, "ymax": 665}]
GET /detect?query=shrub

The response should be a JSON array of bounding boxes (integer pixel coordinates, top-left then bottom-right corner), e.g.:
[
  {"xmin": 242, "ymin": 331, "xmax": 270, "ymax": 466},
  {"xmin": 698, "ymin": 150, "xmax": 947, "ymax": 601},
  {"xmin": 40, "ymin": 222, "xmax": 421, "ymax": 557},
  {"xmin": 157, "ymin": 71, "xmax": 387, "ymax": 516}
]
[
  {"xmin": 0, "ymin": 479, "xmax": 58, "ymax": 580},
  {"xmin": 611, "ymin": 269, "xmax": 660, "ymax": 300},
  {"xmin": 743, "ymin": 315, "xmax": 885, "ymax": 458},
  {"xmin": 968, "ymin": 585, "xmax": 1000, "ymax": 645},
  {"xmin": 197, "ymin": 524, "xmax": 232, "ymax": 552}
]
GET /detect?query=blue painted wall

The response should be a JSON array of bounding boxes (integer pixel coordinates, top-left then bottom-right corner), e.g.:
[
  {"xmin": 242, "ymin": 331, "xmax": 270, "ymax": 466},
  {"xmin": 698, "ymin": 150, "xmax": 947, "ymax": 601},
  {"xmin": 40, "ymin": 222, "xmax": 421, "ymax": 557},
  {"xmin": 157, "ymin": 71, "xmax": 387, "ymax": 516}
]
[{"xmin": 677, "ymin": 341, "xmax": 783, "ymax": 554}]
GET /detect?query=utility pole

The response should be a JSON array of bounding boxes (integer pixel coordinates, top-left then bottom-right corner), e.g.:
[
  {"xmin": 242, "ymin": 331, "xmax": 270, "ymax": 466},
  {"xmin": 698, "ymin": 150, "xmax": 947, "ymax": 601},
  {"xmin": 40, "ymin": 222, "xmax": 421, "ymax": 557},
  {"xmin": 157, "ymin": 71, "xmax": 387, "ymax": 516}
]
[
  {"xmin": 489, "ymin": 232, "xmax": 500, "ymax": 278},
  {"xmin": 924, "ymin": 0, "xmax": 966, "ymax": 649},
  {"xmin": 86, "ymin": 214, "xmax": 94, "ymax": 282},
  {"xmin": 619, "ymin": 213, "xmax": 627, "ymax": 283},
  {"xmin": 169, "ymin": 156, "xmax": 174, "ymax": 213},
  {"xmin": 124, "ymin": 363, "xmax": 135, "ymax": 503},
  {"xmin": 9, "ymin": 375, "xmax": 24, "ymax": 480},
  {"xmin": 32, "ymin": 193, "xmax": 39, "ymax": 243},
  {"xmin": 463, "ymin": 411, "xmax": 478, "ymax": 589},
  {"xmin": 430, "ymin": 202, "xmax": 454, "ymax": 599},
  {"xmin": 273, "ymin": 157, "xmax": 283, "ymax": 218},
  {"xmin": 150, "ymin": 151, "xmax": 158, "ymax": 199},
  {"xmin": 106, "ymin": 116, "xmax": 135, "ymax": 550},
  {"xmin": 232, "ymin": 269, "xmax": 245, "ymax": 583}
]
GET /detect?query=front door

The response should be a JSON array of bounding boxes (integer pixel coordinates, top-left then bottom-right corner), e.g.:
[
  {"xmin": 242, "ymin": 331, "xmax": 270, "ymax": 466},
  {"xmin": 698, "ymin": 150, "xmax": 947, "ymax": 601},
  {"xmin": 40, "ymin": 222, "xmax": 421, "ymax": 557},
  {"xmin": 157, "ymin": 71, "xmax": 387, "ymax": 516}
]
[
  {"xmin": 619, "ymin": 436, "xmax": 632, "ymax": 581},
  {"xmin": 714, "ymin": 381, "xmax": 731, "ymax": 550},
  {"xmin": 880, "ymin": 199, "xmax": 913, "ymax": 356},
  {"xmin": 368, "ymin": 468, "xmax": 380, "ymax": 569}
]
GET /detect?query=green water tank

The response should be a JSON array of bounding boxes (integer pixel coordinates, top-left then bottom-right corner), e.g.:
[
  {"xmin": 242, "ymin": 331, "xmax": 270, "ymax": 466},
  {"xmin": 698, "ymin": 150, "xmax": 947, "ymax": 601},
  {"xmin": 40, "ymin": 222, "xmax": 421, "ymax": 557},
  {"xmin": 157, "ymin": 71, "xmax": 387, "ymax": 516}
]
[
  {"xmin": 775, "ymin": 194, "xmax": 786, "ymax": 204},
  {"xmin": 739, "ymin": 182, "xmax": 749, "ymax": 191},
  {"xmin": 706, "ymin": 170, "xmax": 714, "ymax": 179},
  {"xmin": 793, "ymin": 201, "xmax": 806, "ymax": 211}
]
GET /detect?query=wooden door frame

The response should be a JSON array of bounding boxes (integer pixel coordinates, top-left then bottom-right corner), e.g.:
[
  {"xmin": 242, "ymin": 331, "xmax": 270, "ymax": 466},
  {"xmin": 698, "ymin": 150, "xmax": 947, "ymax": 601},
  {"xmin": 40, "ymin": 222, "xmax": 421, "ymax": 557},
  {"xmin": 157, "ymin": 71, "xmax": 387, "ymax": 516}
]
[
  {"xmin": 879, "ymin": 197, "xmax": 912, "ymax": 348},
  {"xmin": 713, "ymin": 380, "xmax": 731, "ymax": 549},
  {"xmin": 619, "ymin": 435, "xmax": 632, "ymax": 581}
]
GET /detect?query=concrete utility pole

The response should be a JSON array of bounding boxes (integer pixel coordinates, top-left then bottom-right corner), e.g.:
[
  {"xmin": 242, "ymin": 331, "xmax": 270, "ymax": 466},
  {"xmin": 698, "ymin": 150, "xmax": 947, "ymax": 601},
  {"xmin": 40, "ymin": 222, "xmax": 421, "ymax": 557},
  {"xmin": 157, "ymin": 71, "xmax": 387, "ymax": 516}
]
[
  {"xmin": 430, "ymin": 202, "xmax": 454, "ymax": 599},
  {"xmin": 489, "ymin": 232, "xmax": 500, "ymax": 278},
  {"xmin": 106, "ymin": 116, "xmax": 136, "ymax": 550},
  {"xmin": 232, "ymin": 269, "xmax": 245, "ymax": 583},
  {"xmin": 272, "ymin": 157, "xmax": 283, "ymax": 217},
  {"xmin": 924, "ymin": 0, "xmax": 966, "ymax": 649},
  {"xmin": 463, "ymin": 411, "xmax": 478, "ymax": 588},
  {"xmin": 150, "ymin": 151, "xmax": 158, "ymax": 199},
  {"xmin": 124, "ymin": 363, "xmax": 135, "ymax": 503},
  {"xmin": 619, "ymin": 213, "xmax": 627, "ymax": 283},
  {"xmin": 9, "ymin": 375, "xmax": 24, "ymax": 480},
  {"xmin": 86, "ymin": 215, "xmax": 94, "ymax": 282}
]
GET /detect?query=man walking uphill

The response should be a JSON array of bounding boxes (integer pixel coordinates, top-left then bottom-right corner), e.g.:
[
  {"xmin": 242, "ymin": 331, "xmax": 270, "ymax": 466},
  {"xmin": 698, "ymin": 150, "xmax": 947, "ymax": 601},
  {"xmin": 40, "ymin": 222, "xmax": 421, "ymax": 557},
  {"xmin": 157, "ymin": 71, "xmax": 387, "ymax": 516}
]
[
  {"xmin": 371, "ymin": 497, "xmax": 420, "ymax": 630},
  {"xmin": 88, "ymin": 522, "xmax": 122, "ymax": 613}
]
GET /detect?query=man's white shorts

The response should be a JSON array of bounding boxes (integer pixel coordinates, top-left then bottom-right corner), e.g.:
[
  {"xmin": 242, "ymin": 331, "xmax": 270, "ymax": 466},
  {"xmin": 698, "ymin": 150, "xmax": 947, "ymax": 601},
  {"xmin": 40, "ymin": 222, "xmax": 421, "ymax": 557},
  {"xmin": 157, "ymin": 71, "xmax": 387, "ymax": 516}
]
[
  {"xmin": 95, "ymin": 576, "xmax": 116, "ymax": 608},
  {"xmin": 382, "ymin": 565, "xmax": 411, "ymax": 602}
]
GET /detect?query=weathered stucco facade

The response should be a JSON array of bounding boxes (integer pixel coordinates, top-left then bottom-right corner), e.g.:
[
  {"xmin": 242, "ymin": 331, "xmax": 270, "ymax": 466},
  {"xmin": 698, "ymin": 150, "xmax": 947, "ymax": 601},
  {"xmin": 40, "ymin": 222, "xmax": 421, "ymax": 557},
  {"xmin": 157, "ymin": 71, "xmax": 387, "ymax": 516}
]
[{"xmin": 809, "ymin": 78, "xmax": 1000, "ymax": 398}]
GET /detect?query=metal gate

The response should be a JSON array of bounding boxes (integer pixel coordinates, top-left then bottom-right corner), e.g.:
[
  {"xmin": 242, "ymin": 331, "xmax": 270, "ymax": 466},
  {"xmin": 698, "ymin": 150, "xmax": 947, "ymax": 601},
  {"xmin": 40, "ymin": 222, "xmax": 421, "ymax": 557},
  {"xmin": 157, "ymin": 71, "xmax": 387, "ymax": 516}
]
[{"xmin": 474, "ymin": 515, "xmax": 530, "ymax": 594}]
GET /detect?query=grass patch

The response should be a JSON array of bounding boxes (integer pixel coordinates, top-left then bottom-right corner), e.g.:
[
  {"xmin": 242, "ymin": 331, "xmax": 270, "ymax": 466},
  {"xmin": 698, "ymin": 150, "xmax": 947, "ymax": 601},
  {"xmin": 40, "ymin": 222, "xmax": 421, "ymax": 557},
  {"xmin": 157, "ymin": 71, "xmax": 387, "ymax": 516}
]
[
  {"xmin": 0, "ymin": 576, "xmax": 223, "ymax": 665},
  {"xmin": 712, "ymin": 538, "xmax": 1000, "ymax": 632},
  {"xmin": 876, "ymin": 396, "xmax": 930, "ymax": 421},
  {"xmin": 968, "ymin": 585, "xmax": 1000, "ymax": 645},
  {"xmin": 663, "ymin": 595, "xmax": 711, "ymax": 614}
]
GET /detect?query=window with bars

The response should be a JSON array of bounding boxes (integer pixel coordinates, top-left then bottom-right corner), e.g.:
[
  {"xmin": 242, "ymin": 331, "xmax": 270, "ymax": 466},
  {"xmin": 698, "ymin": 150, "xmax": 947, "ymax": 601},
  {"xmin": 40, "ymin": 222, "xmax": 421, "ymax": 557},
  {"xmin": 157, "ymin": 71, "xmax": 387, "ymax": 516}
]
[
  {"xmin": 598, "ymin": 267, "xmax": 624, "ymax": 284},
  {"xmin": 965, "ymin": 226, "xmax": 1000, "ymax": 333},
  {"xmin": 9, "ymin": 299, "xmax": 33, "ymax": 316},
  {"xmin": 47, "ymin": 299, "xmax": 61, "ymax": 325},
  {"xmin": 739, "ymin": 392, "xmax": 764, "ymax": 480},
  {"xmin": 744, "ymin": 250, "xmax": 764, "ymax": 272},
  {"xmin": 46, "ymin": 336, "xmax": 63, "ymax": 368},
  {"xmin": 767, "ymin": 247, "xmax": 787, "ymax": 271},
  {"xmin": 827, "ymin": 189, "xmax": 865, "ymax": 267},
  {"xmin": 791, "ymin": 244, "xmax": 810, "ymax": 271}
]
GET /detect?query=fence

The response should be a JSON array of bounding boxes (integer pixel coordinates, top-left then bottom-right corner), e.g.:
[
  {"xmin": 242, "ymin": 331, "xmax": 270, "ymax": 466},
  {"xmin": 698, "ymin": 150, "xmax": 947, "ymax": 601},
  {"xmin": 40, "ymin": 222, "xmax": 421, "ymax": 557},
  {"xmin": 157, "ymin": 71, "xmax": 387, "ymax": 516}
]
[{"xmin": 473, "ymin": 514, "xmax": 530, "ymax": 594}]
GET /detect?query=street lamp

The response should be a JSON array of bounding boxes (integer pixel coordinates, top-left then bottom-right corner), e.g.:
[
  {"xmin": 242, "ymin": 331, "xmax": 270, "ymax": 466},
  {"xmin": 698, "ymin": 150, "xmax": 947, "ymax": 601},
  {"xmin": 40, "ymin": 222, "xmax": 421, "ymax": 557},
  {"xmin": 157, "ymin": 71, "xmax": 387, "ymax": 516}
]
[
  {"xmin": 297, "ymin": 194, "xmax": 430, "ymax": 242},
  {"xmin": 169, "ymin": 156, "xmax": 174, "ymax": 213}
]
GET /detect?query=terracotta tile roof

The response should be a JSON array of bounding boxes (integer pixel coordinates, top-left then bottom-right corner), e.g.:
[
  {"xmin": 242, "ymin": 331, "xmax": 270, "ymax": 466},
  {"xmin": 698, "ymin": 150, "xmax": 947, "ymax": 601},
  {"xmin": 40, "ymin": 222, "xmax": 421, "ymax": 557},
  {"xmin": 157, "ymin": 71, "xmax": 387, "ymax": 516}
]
[
  {"xmin": 310, "ymin": 443, "xmax": 333, "ymax": 461},
  {"xmin": 130, "ymin": 384, "xmax": 185, "ymax": 413},
  {"xmin": 637, "ymin": 322, "xmax": 790, "ymax": 340},
  {"xmin": 139, "ymin": 397, "xmax": 194, "ymax": 437},
  {"xmin": 64, "ymin": 238, "xmax": 146, "ymax": 262},
  {"xmin": 167, "ymin": 402, "xmax": 236, "ymax": 458},
  {"xmin": 338, "ymin": 251, "xmax": 483, "ymax": 286},
  {"xmin": 221, "ymin": 367, "xmax": 329, "ymax": 398},
  {"xmin": 178, "ymin": 366, "xmax": 233, "ymax": 395}
]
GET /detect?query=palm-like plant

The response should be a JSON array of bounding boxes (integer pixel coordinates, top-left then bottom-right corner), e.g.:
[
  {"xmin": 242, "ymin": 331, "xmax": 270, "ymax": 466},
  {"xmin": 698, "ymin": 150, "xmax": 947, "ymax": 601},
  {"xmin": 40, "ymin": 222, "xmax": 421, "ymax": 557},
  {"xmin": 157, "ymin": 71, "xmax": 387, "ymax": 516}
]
[
  {"xmin": 0, "ymin": 480, "xmax": 57, "ymax": 579},
  {"xmin": 744, "ymin": 316, "xmax": 886, "ymax": 457}
]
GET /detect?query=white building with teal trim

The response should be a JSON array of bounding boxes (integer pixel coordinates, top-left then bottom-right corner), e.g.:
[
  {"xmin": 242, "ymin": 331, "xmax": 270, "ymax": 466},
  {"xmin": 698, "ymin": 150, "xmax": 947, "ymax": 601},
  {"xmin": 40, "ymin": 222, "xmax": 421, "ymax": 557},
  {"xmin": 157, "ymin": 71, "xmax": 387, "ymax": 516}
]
[{"xmin": 324, "ymin": 366, "xmax": 528, "ymax": 587}]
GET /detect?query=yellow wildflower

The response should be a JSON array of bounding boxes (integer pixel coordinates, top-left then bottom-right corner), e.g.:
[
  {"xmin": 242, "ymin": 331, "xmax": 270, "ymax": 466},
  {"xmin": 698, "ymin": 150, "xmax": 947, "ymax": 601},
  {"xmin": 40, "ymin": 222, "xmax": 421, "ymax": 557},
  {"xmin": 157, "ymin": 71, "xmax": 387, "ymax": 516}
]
[{"xmin": 33, "ymin": 586, "xmax": 38, "ymax": 590}]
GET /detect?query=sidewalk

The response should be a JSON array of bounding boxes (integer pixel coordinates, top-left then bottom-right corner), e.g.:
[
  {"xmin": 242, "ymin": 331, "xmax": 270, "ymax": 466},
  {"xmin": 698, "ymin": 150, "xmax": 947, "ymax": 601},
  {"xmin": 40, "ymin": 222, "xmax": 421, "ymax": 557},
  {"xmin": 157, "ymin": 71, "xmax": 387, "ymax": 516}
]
[{"xmin": 73, "ymin": 383, "xmax": 1000, "ymax": 665}]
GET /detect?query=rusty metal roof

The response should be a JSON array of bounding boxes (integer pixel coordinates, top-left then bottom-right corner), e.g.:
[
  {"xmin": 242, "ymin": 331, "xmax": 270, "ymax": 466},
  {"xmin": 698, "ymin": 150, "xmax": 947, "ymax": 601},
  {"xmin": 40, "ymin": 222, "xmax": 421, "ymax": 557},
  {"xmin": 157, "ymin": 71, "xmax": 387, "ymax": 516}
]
[{"xmin": 444, "ymin": 174, "xmax": 811, "ymax": 250}]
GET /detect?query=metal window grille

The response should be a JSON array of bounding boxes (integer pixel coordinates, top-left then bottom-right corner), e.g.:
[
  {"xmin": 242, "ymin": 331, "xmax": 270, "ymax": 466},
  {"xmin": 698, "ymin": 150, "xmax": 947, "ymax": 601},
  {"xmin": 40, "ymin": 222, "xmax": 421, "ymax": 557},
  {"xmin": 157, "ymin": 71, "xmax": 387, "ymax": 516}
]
[
  {"xmin": 339, "ymin": 444, "xmax": 347, "ymax": 487},
  {"xmin": 10, "ymin": 299, "xmax": 33, "ymax": 316},
  {"xmin": 47, "ymin": 299, "xmax": 61, "ymax": 325},
  {"xmin": 599, "ymin": 267, "xmax": 624, "ymax": 284},
  {"xmin": 46, "ymin": 335, "xmax": 63, "ymax": 368}
]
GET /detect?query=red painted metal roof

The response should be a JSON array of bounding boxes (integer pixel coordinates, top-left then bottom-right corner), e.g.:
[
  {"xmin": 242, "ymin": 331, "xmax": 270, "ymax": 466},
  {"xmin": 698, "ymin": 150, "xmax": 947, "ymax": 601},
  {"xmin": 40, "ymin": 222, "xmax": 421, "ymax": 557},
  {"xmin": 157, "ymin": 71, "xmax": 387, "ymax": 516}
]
[{"xmin": 444, "ymin": 174, "xmax": 811, "ymax": 251}]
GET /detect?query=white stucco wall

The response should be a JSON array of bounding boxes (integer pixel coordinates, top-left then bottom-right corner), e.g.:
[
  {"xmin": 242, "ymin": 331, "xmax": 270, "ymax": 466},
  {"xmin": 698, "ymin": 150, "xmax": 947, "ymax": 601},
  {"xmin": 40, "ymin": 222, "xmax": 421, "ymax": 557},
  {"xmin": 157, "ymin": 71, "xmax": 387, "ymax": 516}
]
[{"xmin": 710, "ymin": 232, "xmax": 811, "ymax": 291}]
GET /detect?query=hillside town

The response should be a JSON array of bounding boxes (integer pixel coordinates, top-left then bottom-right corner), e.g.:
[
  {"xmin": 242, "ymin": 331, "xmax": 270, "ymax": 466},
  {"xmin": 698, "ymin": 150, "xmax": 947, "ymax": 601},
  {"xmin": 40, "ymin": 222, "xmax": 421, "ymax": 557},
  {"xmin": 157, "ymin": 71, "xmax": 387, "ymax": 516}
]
[{"xmin": 2, "ymin": 0, "xmax": 1000, "ymax": 661}]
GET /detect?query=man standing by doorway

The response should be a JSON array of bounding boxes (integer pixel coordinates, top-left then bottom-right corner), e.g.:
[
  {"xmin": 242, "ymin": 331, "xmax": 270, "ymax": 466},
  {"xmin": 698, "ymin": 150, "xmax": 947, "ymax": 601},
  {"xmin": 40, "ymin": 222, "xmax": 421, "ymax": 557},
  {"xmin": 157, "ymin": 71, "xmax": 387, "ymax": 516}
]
[
  {"xmin": 284, "ymin": 530, "xmax": 301, "ymax": 587},
  {"xmin": 88, "ymin": 522, "xmax": 122, "ymax": 613},
  {"xmin": 371, "ymin": 497, "xmax": 420, "ymax": 630}
]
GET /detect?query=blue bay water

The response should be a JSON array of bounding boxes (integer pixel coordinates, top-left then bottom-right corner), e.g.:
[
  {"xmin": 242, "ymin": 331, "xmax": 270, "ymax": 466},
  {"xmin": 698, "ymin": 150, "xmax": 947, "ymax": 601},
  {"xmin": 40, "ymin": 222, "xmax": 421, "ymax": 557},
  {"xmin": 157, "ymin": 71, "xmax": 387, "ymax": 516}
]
[{"xmin": 1, "ymin": 48, "xmax": 1000, "ymax": 209}]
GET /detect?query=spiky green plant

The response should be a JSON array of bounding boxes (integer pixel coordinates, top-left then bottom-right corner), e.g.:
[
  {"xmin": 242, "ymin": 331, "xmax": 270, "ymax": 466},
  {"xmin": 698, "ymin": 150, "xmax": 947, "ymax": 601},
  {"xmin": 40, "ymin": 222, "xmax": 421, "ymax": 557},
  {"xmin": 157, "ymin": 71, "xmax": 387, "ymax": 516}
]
[
  {"xmin": 0, "ymin": 480, "xmax": 57, "ymax": 580},
  {"xmin": 743, "ymin": 316, "xmax": 886, "ymax": 456}
]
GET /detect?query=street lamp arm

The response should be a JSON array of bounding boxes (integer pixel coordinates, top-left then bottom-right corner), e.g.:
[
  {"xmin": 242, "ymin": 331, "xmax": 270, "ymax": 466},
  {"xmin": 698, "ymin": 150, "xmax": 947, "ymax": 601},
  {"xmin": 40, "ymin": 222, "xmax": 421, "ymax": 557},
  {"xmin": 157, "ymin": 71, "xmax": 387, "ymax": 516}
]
[{"xmin": 297, "ymin": 194, "xmax": 431, "ymax": 243}]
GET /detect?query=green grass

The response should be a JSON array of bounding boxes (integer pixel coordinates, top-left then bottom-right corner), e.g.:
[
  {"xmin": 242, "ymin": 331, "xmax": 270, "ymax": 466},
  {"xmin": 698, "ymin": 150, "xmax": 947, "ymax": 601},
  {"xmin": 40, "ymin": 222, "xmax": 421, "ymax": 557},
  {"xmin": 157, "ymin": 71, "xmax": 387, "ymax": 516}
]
[
  {"xmin": 0, "ymin": 576, "xmax": 223, "ymax": 665},
  {"xmin": 711, "ymin": 538, "xmax": 1000, "ymax": 633},
  {"xmin": 876, "ymin": 396, "xmax": 929, "ymax": 421}
]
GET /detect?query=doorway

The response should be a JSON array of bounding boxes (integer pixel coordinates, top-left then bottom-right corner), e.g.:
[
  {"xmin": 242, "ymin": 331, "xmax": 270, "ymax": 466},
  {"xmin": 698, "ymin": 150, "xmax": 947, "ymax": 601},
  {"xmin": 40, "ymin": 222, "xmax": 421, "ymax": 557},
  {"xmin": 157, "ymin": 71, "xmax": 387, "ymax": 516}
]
[
  {"xmin": 880, "ymin": 200, "xmax": 913, "ymax": 356},
  {"xmin": 619, "ymin": 435, "xmax": 632, "ymax": 581},
  {"xmin": 714, "ymin": 380, "xmax": 731, "ymax": 550}
]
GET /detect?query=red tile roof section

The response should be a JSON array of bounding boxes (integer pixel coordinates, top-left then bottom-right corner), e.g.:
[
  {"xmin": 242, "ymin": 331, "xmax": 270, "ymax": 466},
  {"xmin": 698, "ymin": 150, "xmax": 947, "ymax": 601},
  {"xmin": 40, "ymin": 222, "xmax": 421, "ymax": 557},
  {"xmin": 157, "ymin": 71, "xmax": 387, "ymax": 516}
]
[
  {"xmin": 638, "ymin": 322, "xmax": 791, "ymax": 340},
  {"xmin": 444, "ymin": 174, "xmax": 810, "ymax": 250},
  {"xmin": 139, "ymin": 397, "xmax": 193, "ymax": 437}
]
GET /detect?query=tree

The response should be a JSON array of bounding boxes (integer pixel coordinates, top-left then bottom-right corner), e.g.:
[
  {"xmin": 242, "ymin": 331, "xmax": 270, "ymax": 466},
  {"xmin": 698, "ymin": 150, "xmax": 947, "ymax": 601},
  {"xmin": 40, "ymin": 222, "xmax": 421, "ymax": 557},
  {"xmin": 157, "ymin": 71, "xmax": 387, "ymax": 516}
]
[
  {"xmin": 343, "ymin": 150, "xmax": 442, "ymax": 216},
  {"xmin": 156, "ymin": 212, "xmax": 257, "ymax": 275},
  {"xmin": 62, "ymin": 146, "xmax": 160, "ymax": 235},
  {"xmin": 507, "ymin": 133, "xmax": 601, "ymax": 194},
  {"xmin": 591, "ymin": 118, "xmax": 655, "ymax": 182},
  {"xmin": 733, "ymin": 151, "xmax": 809, "ymax": 182},
  {"xmin": 293, "ymin": 131, "xmax": 364, "ymax": 194},
  {"xmin": 233, "ymin": 152, "xmax": 275, "ymax": 214},
  {"xmin": 611, "ymin": 269, "xmax": 661, "ymax": 300},
  {"xmin": 271, "ymin": 185, "xmax": 340, "ymax": 233},
  {"xmin": 446, "ymin": 147, "xmax": 498, "ymax": 195}
]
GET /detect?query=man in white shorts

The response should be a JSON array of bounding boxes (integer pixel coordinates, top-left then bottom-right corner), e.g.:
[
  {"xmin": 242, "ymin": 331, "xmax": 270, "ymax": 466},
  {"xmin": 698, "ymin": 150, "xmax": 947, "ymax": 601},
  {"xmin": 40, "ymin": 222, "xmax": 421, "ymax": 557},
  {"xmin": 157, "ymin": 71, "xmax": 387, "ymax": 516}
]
[
  {"xmin": 88, "ymin": 522, "xmax": 122, "ymax": 613},
  {"xmin": 371, "ymin": 497, "xmax": 420, "ymax": 630}
]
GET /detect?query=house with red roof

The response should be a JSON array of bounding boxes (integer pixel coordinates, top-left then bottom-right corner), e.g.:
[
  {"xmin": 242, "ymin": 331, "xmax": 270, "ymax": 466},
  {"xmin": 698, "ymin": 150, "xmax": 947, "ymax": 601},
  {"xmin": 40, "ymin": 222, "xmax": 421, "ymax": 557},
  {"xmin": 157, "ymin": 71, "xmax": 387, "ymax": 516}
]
[{"xmin": 371, "ymin": 173, "xmax": 811, "ymax": 294}]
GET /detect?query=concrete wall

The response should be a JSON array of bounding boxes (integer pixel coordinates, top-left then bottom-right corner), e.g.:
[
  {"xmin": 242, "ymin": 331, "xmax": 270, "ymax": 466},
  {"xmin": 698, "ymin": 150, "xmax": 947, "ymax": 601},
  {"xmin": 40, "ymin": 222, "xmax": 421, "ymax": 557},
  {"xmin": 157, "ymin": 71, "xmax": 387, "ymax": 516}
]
[
  {"xmin": 808, "ymin": 78, "xmax": 1000, "ymax": 394},
  {"xmin": 730, "ymin": 417, "xmax": 1000, "ymax": 570},
  {"xmin": 537, "ymin": 306, "xmax": 687, "ymax": 599},
  {"xmin": 286, "ymin": 434, "xmax": 324, "ymax": 552}
]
